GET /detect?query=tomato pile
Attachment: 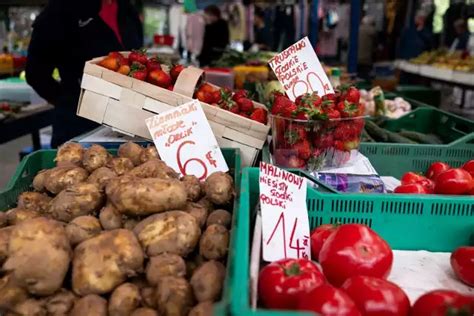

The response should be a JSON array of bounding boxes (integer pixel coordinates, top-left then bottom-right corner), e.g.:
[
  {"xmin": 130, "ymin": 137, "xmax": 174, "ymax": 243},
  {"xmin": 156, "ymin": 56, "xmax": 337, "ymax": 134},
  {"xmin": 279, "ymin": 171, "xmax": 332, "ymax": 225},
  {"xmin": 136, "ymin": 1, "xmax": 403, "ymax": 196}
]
[
  {"xmin": 258, "ymin": 223, "xmax": 474, "ymax": 316},
  {"xmin": 98, "ymin": 50, "xmax": 184, "ymax": 90},
  {"xmin": 269, "ymin": 87, "xmax": 365, "ymax": 171},
  {"xmin": 394, "ymin": 160, "xmax": 474, "ymax": 195},
  {"xmin": 194, "ymin": 83, "xmax": 268, "ymax": 124}
]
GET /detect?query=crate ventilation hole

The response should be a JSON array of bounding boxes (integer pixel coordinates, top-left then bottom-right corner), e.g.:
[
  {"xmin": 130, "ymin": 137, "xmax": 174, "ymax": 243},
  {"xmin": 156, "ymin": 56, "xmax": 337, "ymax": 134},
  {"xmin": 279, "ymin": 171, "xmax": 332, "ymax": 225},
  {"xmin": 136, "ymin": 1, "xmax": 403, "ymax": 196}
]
[
  {"xmin": 331, "ymin": 200, "xmax": 374, "ymax": 213},
  {"xmin": 431, "ymin": 203, "xmax": 474, "ymax": 216},
  {"xmin": 381, "ymin": 202, "xmax": 423, "ymax": 215}
]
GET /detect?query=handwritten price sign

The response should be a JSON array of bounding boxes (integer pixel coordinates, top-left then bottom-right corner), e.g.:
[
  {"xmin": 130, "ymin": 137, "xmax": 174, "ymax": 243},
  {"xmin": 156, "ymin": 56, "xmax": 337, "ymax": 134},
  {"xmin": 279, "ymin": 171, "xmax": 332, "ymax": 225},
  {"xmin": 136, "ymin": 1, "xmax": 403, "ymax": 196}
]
[
  {"xmin": 146, "ymin": 100, "xmax": 228, "ymax": 179},
  {"xmin": 268, "ymin": 36, "xmax": 334, "ymax": 101},
  {"xmin": 259, "ymin": 162, "xmax": 310, "ymax": 261}
]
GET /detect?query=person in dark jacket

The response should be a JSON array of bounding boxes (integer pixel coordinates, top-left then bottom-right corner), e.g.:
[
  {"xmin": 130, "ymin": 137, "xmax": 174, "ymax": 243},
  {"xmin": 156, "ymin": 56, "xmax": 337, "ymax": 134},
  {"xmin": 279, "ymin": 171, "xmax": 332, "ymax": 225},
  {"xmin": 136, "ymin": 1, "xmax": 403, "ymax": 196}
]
[
  {"xmin": 26, "ymin": 0, "xmax": 143, "ymax": 148},
  {"xmin": 199, "ymin": 5, "xmax": 229, "ymax": 67}
]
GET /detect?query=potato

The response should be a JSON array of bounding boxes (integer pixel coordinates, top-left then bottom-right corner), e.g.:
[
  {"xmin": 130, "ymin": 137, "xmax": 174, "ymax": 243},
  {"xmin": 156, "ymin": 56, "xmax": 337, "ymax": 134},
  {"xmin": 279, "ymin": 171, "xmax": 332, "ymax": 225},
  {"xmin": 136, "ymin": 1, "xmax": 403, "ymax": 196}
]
[
  {"xmin": 108, "ymin": 283, "xmax": 141, "ymax": 316},
  {"xmin": 43, "ymin": 165, "xmax": 89, "ymax": 194},
  {"xmin": 4, "ymin": 218, "xmax": 71, "ymax": 296},
  {"xmin": 189, "ymin": 301, "xmax": 213, "ymax": 316},
  {"xmin": 0, "ymin": 226, "xmax": 13, "ymax": 265},
  {"xmin": 17, "ymin": 191, "xmax": 51, "ymax": 213},
  {"xmin": 48, "ymin": 183, "xmax": 104, "ymax": 222},
  {"xmin": 133, "ymin": 211, "xmax": 200, "ymax": 257},
  {"xmin": 44, "ymin": 289, "xmax": 77, "ymax": 316},
  {"xmin": 87, "ymin": 167, "xmax": 116, "ymax": 189},
  {"xmin": 107, "ymin": 157, "xmax": 134, "ymax": 176},
  {"xmin": 190, "ymin": 261, "xmax": 225, "ymax": 302},
  {"xmin": 118, "ymin": 141, "xmax": 144, "ymax": 166},
  {"xmin": 186, "ymin": 253, "xmax": 206, "ymax": 277},
  {"xmin": 131, "ymin": 307, "xmax": 159, "ymax": 316},
  {"xmin": 139, "ymin": 144, "xmax": 160, "ymax": 164},
  {"xmin": 10, "ymin": 298, "xmax": 46, "ymax": 316},
  {"xmin": 204, "ymin": 172, "xmax": 234, "ymax": 205},
  {"xmin": 32, "ymin": 169, "xmax": 48, "ymax": 192},
  {"xmin": 0, "ymin": 212, "xmax": 7, "ymax": 228},
  {"xmin": 99, "ymin": 203, "xmax": 122, "ymax": 230},
  {"xmin": 140, "ymin": 287, "xmax": 157, "ymax": 309},
  {"xmin": 156, "ymin": 276, "xmax": 194, "ymax": 316},
  {"xmin": 184, "ymin": 203, "xmax": 208, "ymax": 228},
  {"xmin": 66, "ymin": 216, "xmax": 102, "ymax": 246},
  {"xmin": 181, "ymin": 175, "xmax": 202, "ymax": 201},
  {"xmin": 56, "ymin": 142, "xmax": 84, "ymax": 166},
  {"xmin": 72, "ymin": 229, "xmax": 144, "ymax": 295},
  {"xmin": 108, "ymin": 178, "xmax": 187, "ymax": 216},
  {"xmin": 70, "ymin": 294, "xmax": 107, "ymax": 316},
  {"xmin": 82, "ymin": 144, "xmax": 110, "ymax": 172},
  {"xmin": 6, "ymin": 208, "xmax": 40, "ymax": 225},
  {"xmin": 199, "ymin": 224, "xmax": 229, "ymax": 260},
  {"xmin": 146, "ymin": 254, "xmax": 186, "ymax": 286},
  {"xmin": 206, "ymin": 209, "xmax": 232, "ymax": 228},
  {"xmin": 197, "ymin": 197, "xmax": 214, "ymax": 213},
  {"xmin": 0, "ymin": 275, "xmax": 28, "ymax": 310},
  {"xmin": 128, "ymin": 159, "xmax": 178, "ymax": 179},
  {"xmin": 123, "ymin": 218, "xmax": 140, "ymax": 230}
]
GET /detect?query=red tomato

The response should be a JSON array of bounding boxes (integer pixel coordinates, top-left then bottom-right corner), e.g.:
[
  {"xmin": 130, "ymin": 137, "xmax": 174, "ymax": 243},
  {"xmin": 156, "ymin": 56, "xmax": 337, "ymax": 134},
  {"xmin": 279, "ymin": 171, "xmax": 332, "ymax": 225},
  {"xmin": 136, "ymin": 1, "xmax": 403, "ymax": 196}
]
[
  {"xmin": 426, "ymin": 162, "xmax": 451, "ymax": 180},
  {"xmin": 451, "ymin": 246, "xmax": 474, "ymax": 286},
  {"xmin": 462, "ymin": 160, "xmax": 474, "ymax": 177},
  {"xmin": 401, "ymin": 172, "xmax": 426, "ymax": 185},
  {"xmin": 411, "ymin": 290, "xmax": 474, "ymax": 316},
  {"xmin": 258, "ymin": 258, "xmax": 326, "ymax": 310},
  {"xmin": 297, "ymin": 284, "xmax": 361, "ymax": 316},
  {"xmin": 310, "ymin": 224, "xmax": 338, "ymax": 261},
  {"xmin": 342, "ymin": 276, "xmax": 410, "ymax": 316},
  {"xmin": 434, "ymin": 168, "xmax": 474, "ymax": 195},
  {"xmin": 394, "ymin": 183, "xmax": 431, "ymax": 194},
  {"xmin": 319, "ymin": 224, "xmax": 393, "ymax": 287}
]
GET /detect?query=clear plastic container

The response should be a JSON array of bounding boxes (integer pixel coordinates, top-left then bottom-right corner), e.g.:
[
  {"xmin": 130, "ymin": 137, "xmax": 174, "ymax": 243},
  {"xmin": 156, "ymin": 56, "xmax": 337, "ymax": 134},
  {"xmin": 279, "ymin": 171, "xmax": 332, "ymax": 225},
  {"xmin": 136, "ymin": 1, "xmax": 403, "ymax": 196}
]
[{"xmin": 270, "ymin": 114, "xmax": 365, "ymax": 171}]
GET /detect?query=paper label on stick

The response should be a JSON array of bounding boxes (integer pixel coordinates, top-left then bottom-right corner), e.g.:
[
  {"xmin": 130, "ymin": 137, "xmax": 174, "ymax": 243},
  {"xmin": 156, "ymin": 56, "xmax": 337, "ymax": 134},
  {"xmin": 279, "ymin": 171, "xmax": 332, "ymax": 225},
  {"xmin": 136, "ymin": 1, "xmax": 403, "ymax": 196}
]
[
  {"xmin": 259, "ymin": 162, "xmax": 311, "ymax": 262},
  {"xmin": 145, "ymin": 100, "xmax": 228, "ymax": 180},
  {"xmin": 268, "ymin": 36, "xmax": 334, "ymax": 101}
]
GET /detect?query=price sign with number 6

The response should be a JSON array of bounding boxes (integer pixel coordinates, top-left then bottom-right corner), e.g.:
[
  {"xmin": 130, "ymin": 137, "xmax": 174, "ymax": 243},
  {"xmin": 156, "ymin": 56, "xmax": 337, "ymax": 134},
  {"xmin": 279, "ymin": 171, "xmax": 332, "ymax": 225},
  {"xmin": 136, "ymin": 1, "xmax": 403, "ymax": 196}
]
[{"xmin": 146, "ymin": 100, "xmax": 228, "ymax": 180}]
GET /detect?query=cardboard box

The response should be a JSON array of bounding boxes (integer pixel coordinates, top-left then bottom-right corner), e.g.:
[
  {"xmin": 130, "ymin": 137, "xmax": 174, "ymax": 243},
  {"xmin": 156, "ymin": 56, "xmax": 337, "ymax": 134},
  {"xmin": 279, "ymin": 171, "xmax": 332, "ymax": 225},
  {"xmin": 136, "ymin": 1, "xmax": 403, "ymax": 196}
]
[{"xmin": 77, "ymin": 56, "xmax": 270, "ymax": 166}]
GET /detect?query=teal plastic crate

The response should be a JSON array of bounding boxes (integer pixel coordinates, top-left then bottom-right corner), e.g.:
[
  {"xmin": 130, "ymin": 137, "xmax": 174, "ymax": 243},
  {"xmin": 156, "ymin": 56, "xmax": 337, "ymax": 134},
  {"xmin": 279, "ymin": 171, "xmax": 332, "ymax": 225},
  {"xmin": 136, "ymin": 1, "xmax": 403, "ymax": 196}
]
[
  {"xmin": 0, "ymin": 148, "xmax": 241, "ymax": 316},
  {"xmin": 230, "ymin": 168, "xmax": 474, "ymax": 316}
]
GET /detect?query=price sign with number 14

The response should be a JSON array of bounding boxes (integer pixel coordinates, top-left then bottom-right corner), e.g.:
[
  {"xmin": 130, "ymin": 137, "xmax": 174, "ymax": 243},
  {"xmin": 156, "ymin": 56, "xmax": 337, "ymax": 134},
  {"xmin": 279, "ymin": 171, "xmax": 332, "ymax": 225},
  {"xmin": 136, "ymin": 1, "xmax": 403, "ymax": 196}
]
[
  {"xmin": 145, "ymin": 100, "xmax": 228, "ymax": 180},
  {"xmin": 259, "ymin": 162, "xmax": 311, "ymax": 262}
]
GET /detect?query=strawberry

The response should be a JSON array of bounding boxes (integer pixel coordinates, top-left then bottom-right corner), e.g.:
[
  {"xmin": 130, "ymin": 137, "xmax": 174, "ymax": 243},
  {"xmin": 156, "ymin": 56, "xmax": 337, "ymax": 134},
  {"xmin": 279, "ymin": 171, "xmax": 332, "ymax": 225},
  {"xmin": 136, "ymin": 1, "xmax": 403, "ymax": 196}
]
[
  {"xmin": 195, "ymin": 90, "xmax": 214, "ymax": 104},
  {"xmin": 99, "ymin": 56, "xmax": 120, "ymax": 71},
  {"xmin": 343, "ymin": 139, "xmax": 360, "ymax": 151},
  {"xmin": 228, "ymin": 103, "xmax": 240, "ymax": 114},
  {"xmin": 117, "ymin": 64, "xmax": 130, "ymax": 75},
  {"xmin": 148, "ymin": 69, "xmax": 172, "ymax": 88},
  {"xmin": 212, "ymin": 90, "xmax": 222, "ymax": 104},
  {"xmin": 322, "ymin": 93, "xmax": 336, "ymax": 102},
  {"xmin": 336, "ymin": 100, "xmax": 359, "ymax": 118},
  {"xmin": 250, "ymin": 108, "xmax": 267, "ymax": 124},
  {"xmin": 233, "ymin": 90, "xmax": 248, "ymax": 101},
  {"xmin": 167, "ymin": 85, "xmax": 174, "ymax": 91},
  {"xmin": 146, "ymin": 57, "xmax": 162, "ymax": 71},
  {"xmin": 285, "ymin": 125, "xmax": 307, "ymax": 145},
  {"xmin": 129, "ymin": 62, "xmax": 147, "ymax": 81},
  {"xmin": 236, "ymin": 98, "xmax": 254, "ymax": 113},
  {"xmin": 334, "ymin": 140, "xmax": 345, "ymax": 151},
  {"xmin": 287, "ymin": 156, "xmax": 306, "ymax": 168},
  {"xmin": 295, "ymin": 111, "xmax": 309, "ymax": 120},
  {"xmin": 292, "ymin": 139, "xmax": 311, "ymax": 160},
  {"xmin": 199, "ymin": 83, "xmax": 216, "ymax": 93},
  {"xmin": 108, "ymin": 52, "xmax": 128, "ymax": 65},
  {"xmin": 343, "ymin": 86, "xmax": 361, "ymax": 103},
  {"xmin": 240, "ymin": 113, "xmax": 250, "ymax": 118},
  {"xmin": 313, "ymin": 133, "xmax": 334, "ymax": 149},
  {"xmin": 296, "ymin": 92, "xmax": 322, "ymax": 109},
  {"xmin": 271, "ymin": 95, "xmax": 297, "ymax": 118},
  {"xmin": 333, "ymin": 123, "xmax": 351, "ymax": 140},
  {"xmin": 170, "ymin": 64, "xmax": 185, "ymax": 83},
  {"xmin": 218, "ymin": 88, "xmax": 239, "ymax": 114},
  {"xmin": 128, "ymin": 49, "xmax": 148, "ymax": 65},
  {"xmin": 325, "ymin": 108, "xmax": 341, "ymax": 120}
]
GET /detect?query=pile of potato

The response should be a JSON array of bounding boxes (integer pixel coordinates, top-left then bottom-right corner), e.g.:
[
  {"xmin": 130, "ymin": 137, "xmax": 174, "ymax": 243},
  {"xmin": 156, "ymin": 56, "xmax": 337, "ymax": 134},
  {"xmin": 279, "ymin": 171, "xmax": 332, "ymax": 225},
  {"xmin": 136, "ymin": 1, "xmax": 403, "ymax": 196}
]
[{"xmin": 0, "ymin": 142, "xmax": 235, "ymax": 316}]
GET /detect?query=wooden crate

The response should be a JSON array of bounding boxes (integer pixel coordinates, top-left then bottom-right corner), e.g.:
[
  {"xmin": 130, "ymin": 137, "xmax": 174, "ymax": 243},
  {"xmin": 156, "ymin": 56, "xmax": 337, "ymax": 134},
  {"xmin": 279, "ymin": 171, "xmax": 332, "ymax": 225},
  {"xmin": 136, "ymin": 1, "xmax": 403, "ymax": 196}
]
[{"xmin": 77, "ymin": 56, "xmax": 270, "ymax": 166}]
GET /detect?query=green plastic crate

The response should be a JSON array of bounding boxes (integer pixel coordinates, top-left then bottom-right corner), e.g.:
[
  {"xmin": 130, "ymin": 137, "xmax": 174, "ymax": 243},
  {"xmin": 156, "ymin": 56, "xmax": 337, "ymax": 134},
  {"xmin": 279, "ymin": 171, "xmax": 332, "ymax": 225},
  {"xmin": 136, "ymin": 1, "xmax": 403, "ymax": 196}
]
[
  {"xmin": 0, "ymin": 148, "xmax": 242, "ymax": 316},
  {"xmin": 230, "ymin": 167, "xmax": 474, "ymax": 316}
]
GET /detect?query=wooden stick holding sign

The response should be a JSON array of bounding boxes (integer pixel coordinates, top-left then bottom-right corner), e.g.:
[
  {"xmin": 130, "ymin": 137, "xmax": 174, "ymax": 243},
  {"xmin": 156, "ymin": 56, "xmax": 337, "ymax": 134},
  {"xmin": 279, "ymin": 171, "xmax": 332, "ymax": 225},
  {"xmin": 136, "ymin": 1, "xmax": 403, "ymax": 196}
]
[
  {"xmin": 146, "ymin": 100, "xmax": 228, "ymax": 180},
  {"xmin": 268, "ymin": 36, "xmax": 334, "ymax": 101}
]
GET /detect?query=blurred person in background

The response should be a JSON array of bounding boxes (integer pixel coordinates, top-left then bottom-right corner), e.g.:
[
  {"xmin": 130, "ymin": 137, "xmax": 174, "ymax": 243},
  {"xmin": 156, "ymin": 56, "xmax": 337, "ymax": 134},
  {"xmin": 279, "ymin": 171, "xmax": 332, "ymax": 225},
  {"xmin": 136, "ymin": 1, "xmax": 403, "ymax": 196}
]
[
  {"xmin": 253, "ymin": 6, "xmax": 272, "ymax": 51},
  {"xmin": 199, "ymin": 5, "xmax": 229, "ymax": 67},
  {"xmin": 357, "ymin": 15, "xmax": 376, "ymax": 79},
  {"xmin": 450, "ymin": 19, "xmax": 470, "ymax": 51},
  {"xmin": 26, "ymin": 0, "xmax": 143, "ymax": 148},
  {"xmin": 399, "ymin": 11, "xmax": 433, "ymax": 59}
]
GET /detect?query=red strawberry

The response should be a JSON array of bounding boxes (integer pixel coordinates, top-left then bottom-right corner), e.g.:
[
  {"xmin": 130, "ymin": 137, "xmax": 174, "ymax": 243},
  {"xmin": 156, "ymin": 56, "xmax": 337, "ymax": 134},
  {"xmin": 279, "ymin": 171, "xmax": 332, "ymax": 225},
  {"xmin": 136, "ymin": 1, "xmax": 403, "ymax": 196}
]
[
  {"xmin": 322, "ymin": 93, "xmax": 336, "ymax": 102},
  {"xmin": 108, "ymin": 52, "xmax": 128, "ymax": 65},
  {"xmin": 333, "ymin": 123, "xmax": 351, "ymax": 140},
  {"xmin": 295, "ymin": 111, "xmax": 309, "ymax": 120},
  {"xmin": 129, "ymin": 62, "xmax": 147, "ymax": 81},
  {"xmin": 292, "ymin": 139, "xmax": 311, "ymax": 160},
  {"xmin": 240, "ymin": 113, "xmax": 250, "ymax": 118},
  {"xmin": 212, "ymin": 90, "xmax": 222, "ymax": 104},
  {"xmin": 117, "ymin": 64, "xmax": 131, "ymax": 75},
  {"xmin": 325, "ymin": 108, "xmax": 341, "ymax": 120},
  {"xmin": 228, "ymin": 103, "xmax": 240, "ymax": 114},
  {"xmin": 336, "ymin": 100, "xmax": 359, "ymax": 118},
  {"xmin": 236, "ymin": 98, "xmax": 254, "ymax": 113},
  {"xmin": 167, "ymin": 85, "xmax": 174, "ymax": 91},
  {"xmin": 296, "ymin": 92, "xmax": 322, "ymax": 109},
  {"xmin": 272, "ymin": 95, "xmax": 297, "ymax": 118},
  {"xmin": 128, "ymin": 49, "xmax": 148, "ymax": 65},
  {"xmin": 233, "ymin": 90, "xmax": 248, "ymax": 101},
  {"xmin": 99, "ymin": 56, "xmax": 120, "ymax": 71},
  {"xmin": 287, "ymin": 155, "xmax": 306, "ymax": 168},
  {"xmin": 313, "ymin": 133, "xmax": 334, "ymax": 149},
  {"xmin": 195, "ymin": 90, "xmax": 214, "ymax": 104},
  {"xmin": 250, "ymin": 108, "xmax": 267, "ymax": 124},
  {"xmin": 148, "ymin": 69, "xmax": 172, "ymax": 88},
  {"xmin": 334, "ymin": 140, "xmax": 345, "ymax": 151},
  {"xmin": 146, "ymin": 57, "xmax": 162, "ymax": 71},
  {"xmin": 170, "ymin": 64, "xmax": 185, "ymax": 83},
  {"xmin": 200, "ymin": 82, "xmax": 216, "ymax": 93},
  {"xmin": 285, "ymin": 125, "xmax": 307, "ymax": 145},
  {"xmin": 342, "ymin": 86, "xmax": 361, "ymax": 103}
]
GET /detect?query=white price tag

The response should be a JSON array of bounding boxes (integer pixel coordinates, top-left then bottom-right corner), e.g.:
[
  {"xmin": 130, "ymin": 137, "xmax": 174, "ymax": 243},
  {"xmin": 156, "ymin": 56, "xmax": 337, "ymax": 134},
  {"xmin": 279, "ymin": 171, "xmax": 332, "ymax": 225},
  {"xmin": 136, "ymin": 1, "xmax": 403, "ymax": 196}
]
[
  {"xmin": 145, "ymin": 100, "xmax": 228, "ymax": 180},
  {"xmin": 268, "ymin": 36, "xmax": 334, "ymax": 101},
  {"xmin": 259, "ymin": 162, "xmax": 310, "ymax": 262}
]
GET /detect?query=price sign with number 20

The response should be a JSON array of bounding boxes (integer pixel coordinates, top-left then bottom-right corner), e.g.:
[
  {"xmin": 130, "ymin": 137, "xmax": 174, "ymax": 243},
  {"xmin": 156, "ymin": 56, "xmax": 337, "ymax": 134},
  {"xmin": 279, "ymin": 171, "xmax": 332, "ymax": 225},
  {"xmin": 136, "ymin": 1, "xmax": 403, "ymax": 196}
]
[
  {"xmin": 146, "ymin": 100, "xmax": 228, "ymax": 180},
  {"xmin": 259, "ymin": 162, "xmax": 311, "ymax": 261}
]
